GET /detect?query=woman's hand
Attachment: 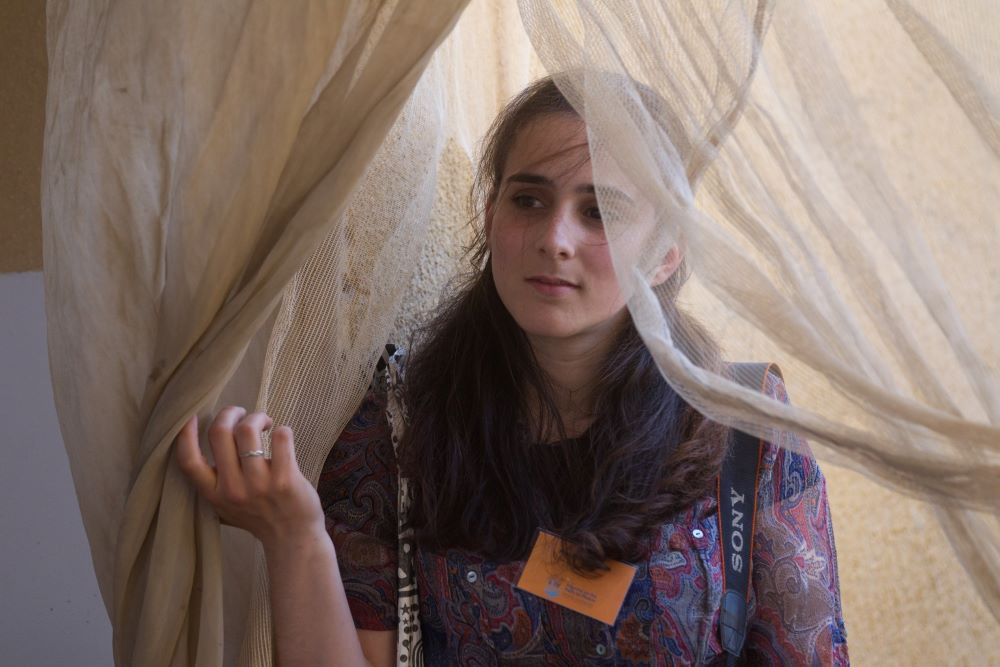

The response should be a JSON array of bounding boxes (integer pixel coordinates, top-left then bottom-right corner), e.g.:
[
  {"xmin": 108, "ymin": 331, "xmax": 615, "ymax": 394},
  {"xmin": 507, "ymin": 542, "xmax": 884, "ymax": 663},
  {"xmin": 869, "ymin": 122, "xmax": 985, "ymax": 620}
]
[
  {"xmin": 175, "ymin": 409, "xmax": 388, "ymax": 666},
  {"xmin": 174, "ymin": 407, "xmax": 324, "ymax": 546}
]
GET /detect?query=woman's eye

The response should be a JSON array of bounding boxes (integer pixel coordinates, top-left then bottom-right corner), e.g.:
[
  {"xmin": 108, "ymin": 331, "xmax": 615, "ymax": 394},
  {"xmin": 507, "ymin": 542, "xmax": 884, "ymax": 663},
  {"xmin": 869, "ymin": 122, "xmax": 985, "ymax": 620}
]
[
  {"xmin": 584, "ymin": 206, "xmax": 603, "ymax": 221},
  {"xmin": 512, "ymin": 194, "xmax": 543, "ymax": 209}
]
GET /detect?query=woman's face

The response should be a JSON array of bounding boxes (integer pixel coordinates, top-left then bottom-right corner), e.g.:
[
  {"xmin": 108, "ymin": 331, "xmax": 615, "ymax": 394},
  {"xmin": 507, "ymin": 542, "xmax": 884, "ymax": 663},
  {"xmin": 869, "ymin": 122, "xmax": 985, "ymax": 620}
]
[{"xmin": 488, "ymin": 113, "xmax": 673, "ymax": 346}]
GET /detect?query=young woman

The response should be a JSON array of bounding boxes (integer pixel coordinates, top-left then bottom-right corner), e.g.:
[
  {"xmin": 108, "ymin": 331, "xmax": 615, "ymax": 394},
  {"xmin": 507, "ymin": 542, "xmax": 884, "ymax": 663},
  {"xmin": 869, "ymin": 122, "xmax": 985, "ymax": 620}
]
[{"xmin": 176, "ymin": 77, "xmax": 849, "ymax": 666}]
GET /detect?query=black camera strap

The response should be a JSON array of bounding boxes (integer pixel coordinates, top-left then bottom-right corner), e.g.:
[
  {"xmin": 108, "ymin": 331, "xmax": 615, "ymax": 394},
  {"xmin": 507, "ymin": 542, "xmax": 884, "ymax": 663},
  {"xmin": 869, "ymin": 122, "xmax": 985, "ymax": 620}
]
[{"xmin": 718, "ymin": 362, "xmax": 782, "ymax": 667}]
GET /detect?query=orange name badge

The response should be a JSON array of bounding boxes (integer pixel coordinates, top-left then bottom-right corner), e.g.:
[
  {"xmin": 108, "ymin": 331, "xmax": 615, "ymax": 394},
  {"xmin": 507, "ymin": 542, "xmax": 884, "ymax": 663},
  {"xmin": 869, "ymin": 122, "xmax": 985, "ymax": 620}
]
[{"xmin": 516, "ymin": 530, "xmax": 636, "ymax": 625}]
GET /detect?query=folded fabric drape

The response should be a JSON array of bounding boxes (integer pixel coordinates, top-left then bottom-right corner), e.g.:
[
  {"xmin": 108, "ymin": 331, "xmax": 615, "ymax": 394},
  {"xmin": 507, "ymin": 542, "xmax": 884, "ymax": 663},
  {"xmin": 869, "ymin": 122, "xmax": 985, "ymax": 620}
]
[{"xmin": 43, "ymin": 2, "xmax": 468, "ymax": 664}]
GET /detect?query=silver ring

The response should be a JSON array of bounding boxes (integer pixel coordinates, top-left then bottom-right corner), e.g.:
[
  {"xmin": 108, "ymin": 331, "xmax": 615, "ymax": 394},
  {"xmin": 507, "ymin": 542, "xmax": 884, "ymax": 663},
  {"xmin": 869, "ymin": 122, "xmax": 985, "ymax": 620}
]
[{"xmin": 239, "ymin": 450, "xmax": 267, "ymax": 459}]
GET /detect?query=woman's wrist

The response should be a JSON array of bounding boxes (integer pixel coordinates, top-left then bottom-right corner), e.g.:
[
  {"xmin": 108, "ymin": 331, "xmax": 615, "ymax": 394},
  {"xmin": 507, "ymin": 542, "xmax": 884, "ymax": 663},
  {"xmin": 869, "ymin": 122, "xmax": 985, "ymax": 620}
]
[{"xmin": 260, "ymin": 520, "xmax": 334, "ymax": 564}]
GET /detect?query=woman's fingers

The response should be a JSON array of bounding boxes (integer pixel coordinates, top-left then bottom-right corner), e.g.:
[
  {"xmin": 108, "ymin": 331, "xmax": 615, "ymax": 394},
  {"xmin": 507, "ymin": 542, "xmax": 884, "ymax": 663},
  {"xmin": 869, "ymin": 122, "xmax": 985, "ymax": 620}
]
[
  {"xmin": 234, "ymin": 412, "xmax": 274, "ymax": 489},
  {"xmin": 175, "ymin": 407, "xmax": 323, "ymax": 542},
  {"xmin": 207, "ymin": 406, "xmax": 248, "ymax": 493},
  {"xmin": 270, "ymin": 425, "xmax": 297, "ymax": 484},
  {"xmin": 174, "ymin": 407, "xmax": 316, "ymax": 541},
  {"xmin": 174, "ymin": 415, "xmax": 217, "ymax": 497}
]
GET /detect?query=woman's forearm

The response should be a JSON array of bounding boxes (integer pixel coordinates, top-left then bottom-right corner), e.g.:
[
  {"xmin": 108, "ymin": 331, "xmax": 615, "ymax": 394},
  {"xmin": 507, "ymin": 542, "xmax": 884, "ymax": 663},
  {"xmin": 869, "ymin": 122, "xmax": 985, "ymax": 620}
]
[{"xmin": 264, "ymin": 526, "xmax": 371, "ymax": 667}]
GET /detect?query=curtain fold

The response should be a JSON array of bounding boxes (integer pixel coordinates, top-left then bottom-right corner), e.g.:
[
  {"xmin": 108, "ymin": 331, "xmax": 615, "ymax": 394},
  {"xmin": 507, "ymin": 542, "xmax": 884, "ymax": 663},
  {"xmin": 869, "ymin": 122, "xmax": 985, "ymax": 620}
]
[{"xmin": 42, "ymin": 2, "xmax": 468, "ymax": 665}]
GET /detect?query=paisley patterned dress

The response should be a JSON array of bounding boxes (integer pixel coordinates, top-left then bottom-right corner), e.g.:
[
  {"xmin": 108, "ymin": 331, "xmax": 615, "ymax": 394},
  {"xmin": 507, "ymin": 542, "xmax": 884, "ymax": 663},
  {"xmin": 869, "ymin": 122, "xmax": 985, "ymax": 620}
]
[{"xmin": 318, "ymin": 360, "xmax": 849, "ymax": 666}]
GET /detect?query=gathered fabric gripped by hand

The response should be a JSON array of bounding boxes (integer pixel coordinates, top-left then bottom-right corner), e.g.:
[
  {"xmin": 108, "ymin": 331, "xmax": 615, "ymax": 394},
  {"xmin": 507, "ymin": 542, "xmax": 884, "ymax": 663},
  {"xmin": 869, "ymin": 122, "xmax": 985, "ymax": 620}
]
[{"xmin": 173, "ymin": 407, "xmax": 325, "ymax": 547}]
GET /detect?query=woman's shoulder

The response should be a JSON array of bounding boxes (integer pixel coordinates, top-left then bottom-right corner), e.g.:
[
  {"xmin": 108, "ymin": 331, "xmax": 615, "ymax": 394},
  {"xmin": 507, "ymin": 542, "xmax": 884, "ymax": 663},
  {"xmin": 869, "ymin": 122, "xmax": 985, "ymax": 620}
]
[
  {"xmin": 751, "ymin": 367, "xmax": 828, "ymax": 509},
  {"xmin": 341, "ymin": 344, "xmax": 407, "ymax": 431},
  {"xmin": 317, "ymin": 346, "xmax": 406, "ymax": 500}
]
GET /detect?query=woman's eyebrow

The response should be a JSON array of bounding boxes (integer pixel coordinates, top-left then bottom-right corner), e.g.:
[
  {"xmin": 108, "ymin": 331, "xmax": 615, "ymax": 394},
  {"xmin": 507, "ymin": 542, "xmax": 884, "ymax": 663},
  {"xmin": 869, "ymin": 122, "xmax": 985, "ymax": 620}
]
[
  {"xmin": 506, "ymin": 172, "xmax": 553, "ymax": 187},
  {"xmin": 506, "ymin": 173, "xmax": 632, "ymax": 203}
]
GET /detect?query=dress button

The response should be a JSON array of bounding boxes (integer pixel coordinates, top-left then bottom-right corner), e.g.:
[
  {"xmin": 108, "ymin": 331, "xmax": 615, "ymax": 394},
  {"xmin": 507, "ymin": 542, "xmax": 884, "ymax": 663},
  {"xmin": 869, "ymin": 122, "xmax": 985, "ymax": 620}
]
[
  {"xmin": 595, "ymin": 643, "xmax": 607, "ymax": 656},
  {"xmin": 466, "ymin": 570, "xmax": 478, "ymax": 583},
  {"xmin": 691, "ymin": 528, "xmax": 705, "ymax": 539}
]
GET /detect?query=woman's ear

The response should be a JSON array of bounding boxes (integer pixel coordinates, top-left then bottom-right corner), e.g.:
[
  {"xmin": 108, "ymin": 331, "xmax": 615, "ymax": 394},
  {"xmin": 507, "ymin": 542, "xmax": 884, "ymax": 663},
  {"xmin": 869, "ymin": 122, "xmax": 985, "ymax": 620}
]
[{"xmin": 650, "ymin": 245, "xmax": 683, "ymax": 287}]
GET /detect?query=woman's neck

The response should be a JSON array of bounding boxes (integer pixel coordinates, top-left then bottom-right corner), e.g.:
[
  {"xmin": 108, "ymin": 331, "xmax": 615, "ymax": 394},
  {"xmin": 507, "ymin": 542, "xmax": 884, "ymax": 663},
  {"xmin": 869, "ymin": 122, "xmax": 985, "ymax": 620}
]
[{"xmin": 526, "ymin": 313, "xmax": 626, "ymax": 440}]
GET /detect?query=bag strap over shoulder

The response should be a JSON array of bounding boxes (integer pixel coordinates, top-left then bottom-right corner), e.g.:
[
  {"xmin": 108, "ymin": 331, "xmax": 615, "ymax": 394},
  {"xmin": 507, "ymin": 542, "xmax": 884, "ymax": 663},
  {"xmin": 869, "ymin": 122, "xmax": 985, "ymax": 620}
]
[
  {"xmin": 379, "ymin": 343, "xmax": 424, "ymax": 666},
  {"xmin": 718, "ymin": 362, "xmax": 782, "ymax": 666}
]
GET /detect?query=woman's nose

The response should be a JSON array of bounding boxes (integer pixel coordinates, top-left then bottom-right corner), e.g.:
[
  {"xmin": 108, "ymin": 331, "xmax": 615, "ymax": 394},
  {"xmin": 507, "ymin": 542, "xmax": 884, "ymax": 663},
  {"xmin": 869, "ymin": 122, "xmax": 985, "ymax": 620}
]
[{"xmin": 535, "ymin": 206, "xmax": 577, "ymax": 259}]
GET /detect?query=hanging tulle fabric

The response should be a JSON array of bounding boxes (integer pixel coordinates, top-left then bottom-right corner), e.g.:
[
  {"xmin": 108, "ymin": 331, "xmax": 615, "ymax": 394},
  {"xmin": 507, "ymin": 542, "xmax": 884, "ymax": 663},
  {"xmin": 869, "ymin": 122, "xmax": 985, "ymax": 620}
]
[
  {"xmin": 517, "ymin": 0, "xmax": 999, "ymax": 619},
  {"xmin": 41, "ymin": 1, "xmax": 997, "ymax": 666},
  {"xmin": 42, "ymin": 2, "xmax": 471, "ymax": 664}
]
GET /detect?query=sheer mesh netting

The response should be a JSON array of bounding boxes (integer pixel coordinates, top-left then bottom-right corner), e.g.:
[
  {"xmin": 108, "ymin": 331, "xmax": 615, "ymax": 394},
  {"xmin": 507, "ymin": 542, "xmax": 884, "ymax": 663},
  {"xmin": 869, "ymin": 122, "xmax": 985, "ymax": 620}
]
[
  {"xmin": 520, "ymin": 0, "xmax": 999, "ymax": 625},
  {"xmin": 41, "ymin": 0, "xmax": 998, "ymax": 665}
]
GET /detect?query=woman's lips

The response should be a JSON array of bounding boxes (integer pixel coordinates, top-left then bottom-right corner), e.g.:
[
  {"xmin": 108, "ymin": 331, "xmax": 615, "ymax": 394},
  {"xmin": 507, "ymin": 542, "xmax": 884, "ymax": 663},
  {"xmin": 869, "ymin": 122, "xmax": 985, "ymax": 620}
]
[{"xmin": 526, "ymin": 275, "xmax": 579, "ymax": 297}]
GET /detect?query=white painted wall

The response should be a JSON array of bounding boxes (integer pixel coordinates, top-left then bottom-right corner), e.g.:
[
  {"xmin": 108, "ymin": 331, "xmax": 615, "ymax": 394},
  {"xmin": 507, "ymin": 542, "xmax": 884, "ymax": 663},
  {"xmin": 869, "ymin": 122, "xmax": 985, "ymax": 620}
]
[{"xmin": 0, "ymin": 271, "xmax": 113, "ymax": 666}]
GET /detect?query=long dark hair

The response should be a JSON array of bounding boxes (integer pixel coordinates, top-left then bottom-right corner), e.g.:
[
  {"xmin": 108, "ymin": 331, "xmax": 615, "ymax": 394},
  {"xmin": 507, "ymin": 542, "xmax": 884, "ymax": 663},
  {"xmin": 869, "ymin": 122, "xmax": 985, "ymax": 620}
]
[{"xmin": 399, "ymin": 76, "xmax": 728, "ymax": 572}]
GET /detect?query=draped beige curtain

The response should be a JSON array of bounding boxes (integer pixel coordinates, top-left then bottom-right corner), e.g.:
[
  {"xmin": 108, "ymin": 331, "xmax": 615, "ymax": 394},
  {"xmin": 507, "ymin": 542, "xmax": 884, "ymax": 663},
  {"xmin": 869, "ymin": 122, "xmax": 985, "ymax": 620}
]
[
  {"xmin": 236, "ymin": 6, "xmax": 540, "ymax": 661},
  {"xmin": 43, "ymin": 0, "xmax": 998, "ymax": 665},
  {"xmin": 517, "ymin": 0, "xmax": 999, "ymax": 620},
  {"xmin": 43, "ymin": 2, "xmax": 469, "ymax": 664}
]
